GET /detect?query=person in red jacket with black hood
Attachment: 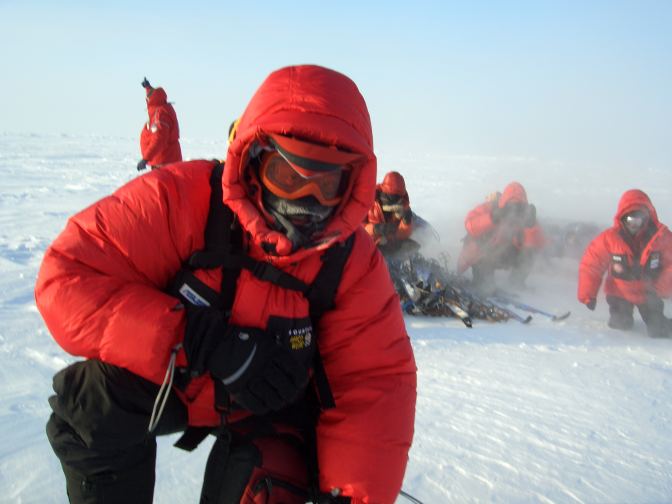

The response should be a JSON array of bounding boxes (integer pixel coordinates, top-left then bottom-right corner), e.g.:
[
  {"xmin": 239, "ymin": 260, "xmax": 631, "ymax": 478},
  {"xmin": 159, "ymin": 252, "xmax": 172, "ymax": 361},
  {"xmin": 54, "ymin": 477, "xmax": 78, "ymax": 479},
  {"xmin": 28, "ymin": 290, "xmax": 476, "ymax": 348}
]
[
  {"xmin": 364, "ymin": 171, "xmax": 416, "ymax": 256},
  {"xmin": 137, "ymin": 77, "xmax": 182, "ymax": 170},
  {"xmin": 578, "ymin": 189, "xmax": 672, "ymax": 338},
  {"xmin": 457, "ymin": 181, "xmax": 545, "ymax": 293},
  {"xmin": 36, "ymin": 65, "xmax": 416, "ymax": 503}
]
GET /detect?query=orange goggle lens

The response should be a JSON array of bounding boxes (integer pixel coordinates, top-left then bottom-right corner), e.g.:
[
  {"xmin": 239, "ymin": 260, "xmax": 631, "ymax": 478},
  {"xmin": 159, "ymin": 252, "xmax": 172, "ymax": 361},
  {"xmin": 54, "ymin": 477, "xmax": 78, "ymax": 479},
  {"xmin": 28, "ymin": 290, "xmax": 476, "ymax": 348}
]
[{"xmin": 260, "ymin": 151, "xmax": 347, "ymax": 206}]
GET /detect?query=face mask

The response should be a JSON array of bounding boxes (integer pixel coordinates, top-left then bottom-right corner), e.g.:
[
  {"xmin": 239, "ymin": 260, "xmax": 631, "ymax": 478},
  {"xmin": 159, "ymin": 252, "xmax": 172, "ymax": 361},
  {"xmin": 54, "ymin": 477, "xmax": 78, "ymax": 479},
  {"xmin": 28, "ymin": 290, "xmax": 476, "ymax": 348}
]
[{"xmin": 262, "ymin": 189, "xmax": 335, "ymax": 249}]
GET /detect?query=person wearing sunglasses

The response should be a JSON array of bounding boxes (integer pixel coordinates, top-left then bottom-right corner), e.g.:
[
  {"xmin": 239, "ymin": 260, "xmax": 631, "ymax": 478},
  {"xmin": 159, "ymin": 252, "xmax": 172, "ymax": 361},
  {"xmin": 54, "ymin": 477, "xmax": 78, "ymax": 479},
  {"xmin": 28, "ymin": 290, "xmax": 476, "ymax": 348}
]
[
  {"xmin": 579, "ymin": 189, "xmax": 672, "ymax": 338},
  {"xmin": 457, "ymin": 181, "xmax": 545, "ymax": 294},
  {"xmin": 251, "ymin": 133, "xmax": 362, "ymax": 251},
  {"xmin": 136, "ymin": 77, "xmax": 182, "ymax": 171},
  {"xmin": 364, "ymin": 171, "xmax": 417, "ymax": 256},
  {"xmin": 36, "ymin": 65, "xmax": 417, "ymax": 503}
]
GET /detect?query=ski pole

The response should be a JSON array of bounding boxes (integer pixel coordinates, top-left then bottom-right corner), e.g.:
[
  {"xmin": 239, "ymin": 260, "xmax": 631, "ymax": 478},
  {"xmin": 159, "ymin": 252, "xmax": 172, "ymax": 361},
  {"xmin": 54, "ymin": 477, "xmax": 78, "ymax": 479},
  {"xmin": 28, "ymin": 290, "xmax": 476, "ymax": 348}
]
[{"xmin": 399, "ymin": 489, "xmax": 425, "ymax": 504}]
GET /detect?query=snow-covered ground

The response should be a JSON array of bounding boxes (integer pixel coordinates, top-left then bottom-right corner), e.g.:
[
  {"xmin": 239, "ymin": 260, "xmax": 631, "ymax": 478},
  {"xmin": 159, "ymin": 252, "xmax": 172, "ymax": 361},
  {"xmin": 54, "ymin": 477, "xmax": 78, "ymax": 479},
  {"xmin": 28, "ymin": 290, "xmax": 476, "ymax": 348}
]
[{"xmin": 1, "ymin": 133, "xmax": 671, "ymax": 503}]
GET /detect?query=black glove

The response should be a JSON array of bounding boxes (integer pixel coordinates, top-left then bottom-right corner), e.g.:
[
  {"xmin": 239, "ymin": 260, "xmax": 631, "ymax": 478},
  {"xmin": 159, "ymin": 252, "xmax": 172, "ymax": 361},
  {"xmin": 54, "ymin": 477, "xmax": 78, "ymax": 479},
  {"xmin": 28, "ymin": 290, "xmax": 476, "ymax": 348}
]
[
  {"xmin": 183, "ymin": 305, "xmax": 226, "ymax": 376},
  {"xmin": 495, "ymin": 202, "xmax": 528, "ymax": 226},
  {"xmin": 212, "ymin": 326, "xmax": 309, "ymax": 414},
  {"xmin": 400, "ymin": 207, "xmax": 413, "ymax": 224},
  {"xmin": 137, "ymin": 159, "xmax": 148, "ymax": 171},
  {"xmin": 374, "ymin": 222, "xmax": 396, "ymax": 236},
  {"xmin": 184, "ymin": 306, "xmax": 309, "ymax": 414},
  {"xmin": 585, "ymin": 299, "xmax": 596, "ymax": 311},
  {"xmin": 141, "ymin": 77, "xmax": 151, "ymax": 89},
  {"xmin": 524, "ymin": 204, "xmax": 537, "ymax": 228}
]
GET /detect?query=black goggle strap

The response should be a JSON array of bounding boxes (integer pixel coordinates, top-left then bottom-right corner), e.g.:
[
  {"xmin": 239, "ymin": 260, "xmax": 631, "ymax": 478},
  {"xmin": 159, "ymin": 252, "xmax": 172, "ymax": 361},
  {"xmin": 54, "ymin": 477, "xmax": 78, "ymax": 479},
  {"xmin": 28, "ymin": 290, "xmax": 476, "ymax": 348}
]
[{"xmin": 268, "ymin": 137, "xmax": 344, "ymax": 173}]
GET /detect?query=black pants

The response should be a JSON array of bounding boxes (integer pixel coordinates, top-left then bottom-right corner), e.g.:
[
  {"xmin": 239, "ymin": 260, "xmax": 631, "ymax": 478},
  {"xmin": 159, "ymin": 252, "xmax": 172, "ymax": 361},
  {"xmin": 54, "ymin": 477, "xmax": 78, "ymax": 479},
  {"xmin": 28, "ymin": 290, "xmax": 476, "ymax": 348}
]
[
  {"xmin": 46, "ymin": 360, "xmax": 188, "ymax": 503},
  {"xmin": 471, "ymin": 245, "xmax": 535, "ymax": 293},
  {"xmin": 47, "ymin": 360, "xmax": 317, "ymax": 504},
  {"xmin": 379, "ymin": 238, "xmax": 421, "ymax": 260},
  {"xmin": 607, "ymin": 295, "xmax": 670, "ymax": 338}
]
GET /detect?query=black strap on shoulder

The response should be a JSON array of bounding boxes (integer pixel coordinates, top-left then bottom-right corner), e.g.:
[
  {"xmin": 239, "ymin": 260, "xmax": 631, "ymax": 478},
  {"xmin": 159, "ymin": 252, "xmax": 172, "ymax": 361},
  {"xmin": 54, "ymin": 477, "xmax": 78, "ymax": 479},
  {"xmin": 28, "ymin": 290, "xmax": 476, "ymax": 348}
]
[
  {"xmin": 174, "ymin": 163, "xmax": 239, "ymax": 452},
  {"xmin": 203, "ymin": 163, "xmax": 232, "ymax": 255},
  {"xmin": 306, "ymin": 234, "xmax": 355, "ymax": 410},
  {"xmin": 307, "ymin": 235, "xmax": 355, "ymax": 321},
  {"xmin": 186, "ymin": 162, "xmax": 242, "ymax": 313}
]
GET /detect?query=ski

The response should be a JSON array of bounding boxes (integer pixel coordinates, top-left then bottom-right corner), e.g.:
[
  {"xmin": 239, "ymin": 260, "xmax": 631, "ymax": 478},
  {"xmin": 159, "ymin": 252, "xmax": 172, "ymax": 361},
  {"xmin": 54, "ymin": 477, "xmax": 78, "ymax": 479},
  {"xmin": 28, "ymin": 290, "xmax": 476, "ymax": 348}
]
[
  {"xmin": 388, "ymin": 253, "xmax": 526, "ymax": 324},
  {"xmin": 492, "ymin": 293, "xmax": 570, "ymax": 322},
  {"xmin": 510, "ymin": 310, "xmax": 533, "ymax": 324},
  {"xmin": 444, "ymin": 284, "xmax": 526, "ymax": 324},
  {"xmin": 444, "ymin": 299, "xmax": 473, "ymax": 328},
  {"xmin": 401, "ymin": 279, "xmax": 473, "ymax": 327},
  {"xmin": 489, "ymin": 299, "xmax": 533, "ymax": 324}
]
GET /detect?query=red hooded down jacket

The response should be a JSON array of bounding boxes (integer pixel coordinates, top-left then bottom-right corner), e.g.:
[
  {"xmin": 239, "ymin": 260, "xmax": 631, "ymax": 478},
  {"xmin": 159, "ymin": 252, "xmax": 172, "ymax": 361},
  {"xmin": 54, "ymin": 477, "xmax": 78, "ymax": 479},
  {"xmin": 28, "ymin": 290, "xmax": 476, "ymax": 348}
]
[
  {"xmin": 457, "ymin": 182, "xmax": 545, "ymax": 273},
  {"xmin": 140, "ymin": 86, "xmax": 182, "ymax": 166},
  {"xmin": 578, "ymin": 189, "xmax": 672, "ymax": 306},
  {"xmin": 364, "ymin": 172, "xmax": 413, "ymax": 244},
  {"xmin": 35, "ymin": 65, "xmax": 416, "ymax": 503}
]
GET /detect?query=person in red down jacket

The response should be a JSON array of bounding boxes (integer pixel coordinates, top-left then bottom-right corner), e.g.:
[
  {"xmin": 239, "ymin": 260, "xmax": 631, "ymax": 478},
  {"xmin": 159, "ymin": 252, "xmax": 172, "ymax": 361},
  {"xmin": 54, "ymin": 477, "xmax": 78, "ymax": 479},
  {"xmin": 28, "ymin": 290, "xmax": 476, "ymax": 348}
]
[
  {"xmin": 457, "ymin": 181, "xmax": 545, "ymax": 293},
  {"xmin": 364, "ymin": 171, "xmax": 416, "ymax": 256},
  {"xmin": 578, "ymin": 189, "xmax": 672, "ymax": 338},
  {"xmin": 137, "ymin": 77, "xmax": 182, "ymax": 171},
  {"xmin": 36, "ymin": 65, "xmax": 417, "ymax": 504}
]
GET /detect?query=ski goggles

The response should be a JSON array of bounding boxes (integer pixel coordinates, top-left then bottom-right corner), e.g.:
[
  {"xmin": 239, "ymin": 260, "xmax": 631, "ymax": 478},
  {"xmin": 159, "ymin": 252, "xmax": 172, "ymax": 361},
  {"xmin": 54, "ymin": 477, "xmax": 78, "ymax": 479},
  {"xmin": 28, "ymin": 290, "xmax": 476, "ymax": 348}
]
[
  {"xmin": 622, "ymin": 211, "xmax": 648, "ymax": 231},
  {"xmin": 379, "ymin": 192, "xmax": 403, "ymax": 206},
  {"xmin": 259, "ymin": 134, "xmax": 363, "ymax": 207}
]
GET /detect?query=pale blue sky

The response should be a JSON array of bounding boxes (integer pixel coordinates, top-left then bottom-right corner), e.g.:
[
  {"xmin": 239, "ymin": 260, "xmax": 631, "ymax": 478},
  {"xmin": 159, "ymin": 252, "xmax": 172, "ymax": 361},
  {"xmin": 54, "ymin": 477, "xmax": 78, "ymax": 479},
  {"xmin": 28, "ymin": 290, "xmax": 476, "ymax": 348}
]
[{"xmin": 1, "ymin": 0, "xmax": 670, "ymax": 171}]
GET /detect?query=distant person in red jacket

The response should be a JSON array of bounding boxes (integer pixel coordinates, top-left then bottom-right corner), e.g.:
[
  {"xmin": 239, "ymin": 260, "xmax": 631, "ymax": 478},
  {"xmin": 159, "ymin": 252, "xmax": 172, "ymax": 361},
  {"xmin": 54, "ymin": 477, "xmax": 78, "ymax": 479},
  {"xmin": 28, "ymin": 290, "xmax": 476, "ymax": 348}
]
[
  {"xmin": 36, "ymin": 65, "xmax": 416, "ymax": 504},
  {"xmin": 137, "ymin": 77, "xmax": 182, "ymax": 171},
  {"xmin": 364, "ymin": 171, "xmax": 416, "ymax": 256},
  {"xmin": 578, "ymin": 189, "xmax": 672, "ymax": 338},
  {"xmin": 457, "ymin": 182, "xmax": 545, "ymax": 293}
]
